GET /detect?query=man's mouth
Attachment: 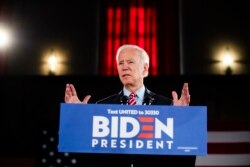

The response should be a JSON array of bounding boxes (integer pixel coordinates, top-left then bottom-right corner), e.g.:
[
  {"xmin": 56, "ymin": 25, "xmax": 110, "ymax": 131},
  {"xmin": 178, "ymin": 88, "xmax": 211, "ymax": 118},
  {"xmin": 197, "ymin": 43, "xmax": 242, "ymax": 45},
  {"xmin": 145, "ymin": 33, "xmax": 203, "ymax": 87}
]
[{"xmin": 122, "ymin": 74, "xmax": 130, "ymax": 77}]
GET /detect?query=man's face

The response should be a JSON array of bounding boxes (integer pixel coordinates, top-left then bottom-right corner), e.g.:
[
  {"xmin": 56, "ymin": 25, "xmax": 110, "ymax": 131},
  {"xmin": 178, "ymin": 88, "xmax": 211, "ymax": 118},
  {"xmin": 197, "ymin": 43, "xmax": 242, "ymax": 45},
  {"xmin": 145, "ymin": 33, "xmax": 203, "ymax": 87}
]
[{"xmin": 117, "ymin": 48, "xmax": 148, "ymax": 87}]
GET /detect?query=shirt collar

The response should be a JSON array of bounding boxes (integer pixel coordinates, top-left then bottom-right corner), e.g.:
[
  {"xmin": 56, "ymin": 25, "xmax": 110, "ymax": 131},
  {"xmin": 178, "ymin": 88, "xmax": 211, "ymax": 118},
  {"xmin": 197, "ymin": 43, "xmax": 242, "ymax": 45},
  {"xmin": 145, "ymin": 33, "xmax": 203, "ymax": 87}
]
[{"xmin": 123, "ymin": 86, "xmax": 145, "ymax": 101}]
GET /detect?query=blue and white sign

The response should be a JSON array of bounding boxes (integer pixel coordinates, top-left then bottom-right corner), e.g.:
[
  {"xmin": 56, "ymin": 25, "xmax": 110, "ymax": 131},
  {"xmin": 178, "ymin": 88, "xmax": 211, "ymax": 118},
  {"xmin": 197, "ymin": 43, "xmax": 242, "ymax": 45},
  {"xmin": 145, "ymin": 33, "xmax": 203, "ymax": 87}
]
[{"xmin": 58, "ymin": 103, "xmax": 207, "ymax": 155}]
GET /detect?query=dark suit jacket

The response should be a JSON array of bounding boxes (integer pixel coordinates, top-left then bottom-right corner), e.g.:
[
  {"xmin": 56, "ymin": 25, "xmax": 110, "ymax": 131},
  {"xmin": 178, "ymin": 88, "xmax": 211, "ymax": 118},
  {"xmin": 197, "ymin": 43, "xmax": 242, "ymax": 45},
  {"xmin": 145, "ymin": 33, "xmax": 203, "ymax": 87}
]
[
  {"xmin": 96, "ymin": 88, "xmax": 173, "ymax": 105},
  {"xmin": 84, "ymin": 88, "xmax": 196, "ymax": 167}
]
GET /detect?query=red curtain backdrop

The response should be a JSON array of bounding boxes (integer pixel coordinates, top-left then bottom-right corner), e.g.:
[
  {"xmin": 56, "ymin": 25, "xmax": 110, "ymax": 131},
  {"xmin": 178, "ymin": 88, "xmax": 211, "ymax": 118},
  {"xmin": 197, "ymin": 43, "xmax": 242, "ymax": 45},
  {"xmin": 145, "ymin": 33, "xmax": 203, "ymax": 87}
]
[{"xmin": 99, "ymin": 0, "xmax": 180, "ymax": 76}]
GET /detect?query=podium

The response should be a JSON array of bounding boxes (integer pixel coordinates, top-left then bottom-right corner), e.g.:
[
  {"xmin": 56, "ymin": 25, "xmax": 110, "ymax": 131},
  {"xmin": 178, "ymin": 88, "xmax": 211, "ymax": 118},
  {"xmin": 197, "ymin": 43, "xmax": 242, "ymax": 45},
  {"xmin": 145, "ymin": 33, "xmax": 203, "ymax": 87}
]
[{"xmin": 58, "ymin": 103, "xmax": 207, "ymax": 156}]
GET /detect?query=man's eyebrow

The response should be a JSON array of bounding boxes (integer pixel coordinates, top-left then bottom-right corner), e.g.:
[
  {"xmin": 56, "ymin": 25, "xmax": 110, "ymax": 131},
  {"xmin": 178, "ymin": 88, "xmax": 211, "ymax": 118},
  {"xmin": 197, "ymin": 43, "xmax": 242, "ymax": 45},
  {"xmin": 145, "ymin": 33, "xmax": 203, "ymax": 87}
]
[{"xmin": 119, "ymin": 59, "xmax": 134, "ymax": 62}]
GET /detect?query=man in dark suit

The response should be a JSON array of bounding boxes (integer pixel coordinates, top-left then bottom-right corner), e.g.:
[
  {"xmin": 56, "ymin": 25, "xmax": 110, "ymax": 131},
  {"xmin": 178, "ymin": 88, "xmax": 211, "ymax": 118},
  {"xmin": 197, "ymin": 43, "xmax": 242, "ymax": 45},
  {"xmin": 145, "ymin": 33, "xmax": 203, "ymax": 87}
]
[{"xmin": 64, "ymin": 44, "xmax": 196, "ymax": 167}]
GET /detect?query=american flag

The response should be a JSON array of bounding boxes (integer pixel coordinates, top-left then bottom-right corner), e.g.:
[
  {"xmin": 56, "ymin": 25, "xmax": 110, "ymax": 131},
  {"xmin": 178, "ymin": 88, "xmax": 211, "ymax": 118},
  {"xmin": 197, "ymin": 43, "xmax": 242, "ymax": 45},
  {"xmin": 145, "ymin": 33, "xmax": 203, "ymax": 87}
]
[
  {"xmin": 196, "ymin": 122, "xmax": 250, "ymax": 167},
  {"xmin": 37, "ymin": 128, "xmax": 79, "ymax": 167},
  {"xmin": 37, "ymin": 123, "xmax": 250, "ymax": 167}
]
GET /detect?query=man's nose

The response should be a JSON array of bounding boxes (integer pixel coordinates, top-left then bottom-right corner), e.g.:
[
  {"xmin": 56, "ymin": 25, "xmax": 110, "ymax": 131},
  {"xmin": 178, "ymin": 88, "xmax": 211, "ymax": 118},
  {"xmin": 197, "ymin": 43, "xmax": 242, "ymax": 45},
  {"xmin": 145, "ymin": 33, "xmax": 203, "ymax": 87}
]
[{"xmin": 122, "ymin": 63, "xmax": 129, "ymax": 69}]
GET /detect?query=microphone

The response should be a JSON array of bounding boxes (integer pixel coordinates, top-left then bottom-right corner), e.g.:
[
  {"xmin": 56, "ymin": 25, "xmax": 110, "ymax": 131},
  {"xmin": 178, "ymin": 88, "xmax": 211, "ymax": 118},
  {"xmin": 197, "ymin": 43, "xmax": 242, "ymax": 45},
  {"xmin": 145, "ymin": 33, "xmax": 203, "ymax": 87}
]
[
  {"xmin": 120, "ymin": 95, "xmax": 129, "ymax": 105},
  {"xmin": 96, "ymin": 93, "xmax": 118, "ymax": 104}
]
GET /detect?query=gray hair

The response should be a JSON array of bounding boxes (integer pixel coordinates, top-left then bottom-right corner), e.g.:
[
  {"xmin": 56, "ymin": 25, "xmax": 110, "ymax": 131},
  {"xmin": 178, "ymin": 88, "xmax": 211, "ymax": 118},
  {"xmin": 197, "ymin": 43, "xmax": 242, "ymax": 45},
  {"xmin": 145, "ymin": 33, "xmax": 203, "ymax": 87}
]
[{"xmin": 116, "ymin": 44, "xmax": 150, "ymax": 77}]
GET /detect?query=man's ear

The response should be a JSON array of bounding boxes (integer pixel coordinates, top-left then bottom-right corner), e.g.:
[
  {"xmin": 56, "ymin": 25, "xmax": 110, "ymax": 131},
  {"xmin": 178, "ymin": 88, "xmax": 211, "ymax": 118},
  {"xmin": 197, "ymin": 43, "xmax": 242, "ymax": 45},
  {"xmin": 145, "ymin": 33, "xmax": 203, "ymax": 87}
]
[{"xmin": 143, "ymin": 63, "xmax": 149, "ymax": 75}]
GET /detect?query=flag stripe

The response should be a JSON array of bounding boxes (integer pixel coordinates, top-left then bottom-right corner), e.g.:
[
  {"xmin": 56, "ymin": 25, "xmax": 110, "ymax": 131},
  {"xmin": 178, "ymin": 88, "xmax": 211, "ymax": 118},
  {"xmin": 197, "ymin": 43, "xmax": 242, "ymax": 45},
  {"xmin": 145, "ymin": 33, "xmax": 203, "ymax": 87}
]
[
  {"xmin": 208, "ymin": 131, "xmax": 250, "ymax": 143},
  {"xmin": 208, "ymin": 143, "xmax": 250, "ymax": 154},
  {"xmin": 208, "ymin": 121, "xmax": 250, "ymax": 131},
  {"xmin": 196, "ymin": 154, "xmax": 250, "ymax": 166},
  {"xmin": 196, "ymin": 131, "xmax": 250, "ymax": 166}
]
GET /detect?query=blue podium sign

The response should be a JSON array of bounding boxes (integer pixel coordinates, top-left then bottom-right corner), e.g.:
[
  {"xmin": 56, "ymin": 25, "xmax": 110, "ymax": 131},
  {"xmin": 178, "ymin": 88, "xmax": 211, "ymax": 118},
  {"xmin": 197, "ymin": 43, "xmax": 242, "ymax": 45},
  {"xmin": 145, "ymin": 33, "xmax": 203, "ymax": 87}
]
[{"xmin": 58, "ymin": 103, "xmax": 207, "ymax": 155}]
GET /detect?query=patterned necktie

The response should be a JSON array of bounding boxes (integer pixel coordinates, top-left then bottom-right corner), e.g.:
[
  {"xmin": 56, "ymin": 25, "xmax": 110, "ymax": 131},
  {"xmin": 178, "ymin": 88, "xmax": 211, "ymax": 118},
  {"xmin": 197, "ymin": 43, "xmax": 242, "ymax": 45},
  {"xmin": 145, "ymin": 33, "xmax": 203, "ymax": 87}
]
[{"xmin": 128, "ymin": 93, "xmax": 136, "ymax": 105}]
